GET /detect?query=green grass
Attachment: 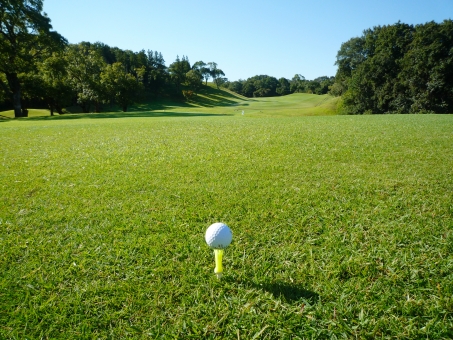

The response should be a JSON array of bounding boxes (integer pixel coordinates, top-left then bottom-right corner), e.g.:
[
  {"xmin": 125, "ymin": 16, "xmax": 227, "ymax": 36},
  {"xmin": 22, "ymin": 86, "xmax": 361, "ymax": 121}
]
[
  {"xmin": 1, "ymin": 84, "xmax": 339, "ymax": 119},
  {"xmin": 1, "ymin": 113, "xmax": 452, "ymax": 339},
  {"xmin": 0, "ymin": 109, "xmax": 53, "ymax": 119}
]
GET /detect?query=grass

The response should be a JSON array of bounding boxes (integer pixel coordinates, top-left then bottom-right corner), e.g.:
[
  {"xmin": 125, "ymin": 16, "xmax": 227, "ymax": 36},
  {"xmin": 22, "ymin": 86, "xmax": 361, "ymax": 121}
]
[
  {"xmin": 0, "ymin": 84, "xmax": 340, "ymax": 119},
  {"xmin": 0, "ymin": 109, "xmax": 53, "ymax": 119},
  {"xmin": 1, "ymin": 112, "xmax": 452, "ymax": 338}
]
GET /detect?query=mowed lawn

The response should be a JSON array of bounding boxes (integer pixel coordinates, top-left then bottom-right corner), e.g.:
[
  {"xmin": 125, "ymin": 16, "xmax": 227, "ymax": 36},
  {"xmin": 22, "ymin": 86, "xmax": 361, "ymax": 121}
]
[
  {"xmin": 0, "ymin": 85, "xmax": 340, "ymax": 118},
  {"xmin": 1, "ymin": 114, "xmax": 452, "ymax": 338}
]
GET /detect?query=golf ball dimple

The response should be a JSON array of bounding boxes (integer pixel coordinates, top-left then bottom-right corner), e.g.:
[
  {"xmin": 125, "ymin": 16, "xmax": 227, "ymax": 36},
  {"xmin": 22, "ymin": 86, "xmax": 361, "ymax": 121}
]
[{"xmin": 205, "ymin": 223, "xmax": 232, "ymax": 249}]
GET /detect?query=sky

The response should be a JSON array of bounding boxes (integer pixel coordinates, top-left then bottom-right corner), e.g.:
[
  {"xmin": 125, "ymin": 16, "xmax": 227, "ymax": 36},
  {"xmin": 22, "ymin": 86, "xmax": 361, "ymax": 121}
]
[{"xmin": 43, "ymin": 0, "xmax": 451, "ymax": 81}]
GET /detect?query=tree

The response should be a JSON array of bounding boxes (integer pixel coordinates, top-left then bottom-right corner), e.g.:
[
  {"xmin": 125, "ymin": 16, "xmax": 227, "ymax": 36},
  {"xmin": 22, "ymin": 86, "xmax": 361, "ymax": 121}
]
[
  {"xmin": 290, "ymin": 74, "xmax": 306, "ymax": 93},
  {"xmin": 193, "ymin": 61, "xmax": 211, "ymax": 85},
  {"xmin": 146, "ymin": 50, "xmax": 168, "ymax": 95},
  {"xmin": 168, "ymin": 55, "xmax": 191, "ymax": 91},
  {"xmin": 0, "ymin": 73, "xmax": 8, "ymax": 109},
  {"xmin": 228, "ymin": 74, "xmax": 333, "ymax": 98},
  {"xmin": 65, "ymin": 43, "xmax": 107, "ymax": 113},
  {"xmin": 363, "ymin": 22, "xmax": 414, "ymax": 113},
  {"xmin": 313, "ymin": 76, "xmax": 334, "ymax": 94},
  {"xmin": 228, "ymin": 80, "xmax": 243, "ymax": 95},
  {"xmin": 245, "ymin": 75, "xmax": 278, "ymax": 97},
  {"xmin": 336, "ymin": 22, "xmax": 417, "ymax": 113},
  {"xmin": 18, "ymin": 53, "xmax": 72, "ymax": 116},
  {"xmin": 0, "ymin": 0, "xmax": 66, "ymax": 117},
  {"xmin": 333, "ymin": 21, "xmax": 453, "ymax": 114},
  {"xmin": 185, "ymin": 69, "xmax": 203, "ymax": 94},
  {"xmin": 101, "ymin": 62, "xmax": 143, "ymax": 112},
  {"xmin": 202, "ymin": 67, "xmax": 211, "ymax": 85},
  {"xmin": 401, "ymin": 20, "xmax": 453, "ymax": 113},
  {"xmin": 92, "ymin": 42, "xmax": 117, "ymax": 64},
  {"xmin": 182, "ymin": 89, "xmax": 195, "ymax": 101},
  {"xmin": 242, "ymin": 81, "xmax": 256, "ymax": 97},
  {"xmin": 208, "ymin": 62, "xmax": 226, "ymax": 89},
  {"xmin": 215, "ymin": 77, "xmax": 228, "ymax": 88},
  {"xmin": 334, "ymin": 37, "xmax": 367, "ymax": 81},
  {"xmin": 19, "ymin": 71, "xmax": 44, "ymax": 115},
  {"xmin": 276, "ymin": 78, "xmax": 290, "ymax": 96},
  {"xmin": 37, "ymin": 52, "xmax": 73, "ymax": 115}
]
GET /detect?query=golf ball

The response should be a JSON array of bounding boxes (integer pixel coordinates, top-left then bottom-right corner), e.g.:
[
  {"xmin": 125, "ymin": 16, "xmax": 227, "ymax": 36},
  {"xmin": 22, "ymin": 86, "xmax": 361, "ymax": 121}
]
[{"xmin": 205, "ymin": 223, "xmax": 232, "ymax": 249}]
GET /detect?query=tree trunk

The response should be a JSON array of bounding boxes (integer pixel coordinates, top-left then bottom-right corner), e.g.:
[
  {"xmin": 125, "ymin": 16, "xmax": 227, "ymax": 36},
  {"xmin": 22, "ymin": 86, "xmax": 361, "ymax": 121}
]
[
  {"xmin": 79, "ymin": 102, "xmax": 90, "ymax": 113},
  {"xmin": 122, "ymin": 104, "xmax": 128, "ymax": 112},
  {"xmin": 56, "ymin": 104, "xmax": 64, "ymax": 115},
  {"xmin": 6, "ymin": 72, "xmax": 27, "ymax": 118},
  {"xmin": 47, "ymin": 99, "xmax": 54, "ymax": 116}
]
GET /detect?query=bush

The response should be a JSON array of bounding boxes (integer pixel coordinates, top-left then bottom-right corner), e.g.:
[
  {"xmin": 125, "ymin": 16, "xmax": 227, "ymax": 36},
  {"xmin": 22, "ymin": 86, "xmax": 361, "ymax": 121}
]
[{"xmin": 182, "ymin": 90, "xmax": 195, "ymax": 101}]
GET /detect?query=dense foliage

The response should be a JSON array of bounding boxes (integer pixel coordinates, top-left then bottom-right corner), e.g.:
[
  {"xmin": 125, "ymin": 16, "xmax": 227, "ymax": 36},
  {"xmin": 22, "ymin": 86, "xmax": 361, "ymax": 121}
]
[
  {"xmin": 0, "ymin": 1, "xmax": 226, "ymax": 116},
  {"xmin": 0, "ymin": 0, "xmax": 66, "ymax": 117},
  {"xmin": 226, "ymin": 75, "xmax": 334, "ymax": 98},
  {"xmin": 333, "ymin": 20, "xmax": 453, "ymax": 114},
  {"xmin": 0, "ymin": 36, "xmax": 227, "ymax": 114}
]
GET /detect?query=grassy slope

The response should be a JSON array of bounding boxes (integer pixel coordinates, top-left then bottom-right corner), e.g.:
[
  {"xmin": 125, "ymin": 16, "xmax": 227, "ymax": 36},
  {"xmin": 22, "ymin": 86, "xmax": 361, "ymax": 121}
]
[
  {"xmin": 1, "ymin": 113, "xmax": 452, "ymax": 338},
  {"xmin": 0, "ymin": 84, "xmax": 339, "ymax": 118}
]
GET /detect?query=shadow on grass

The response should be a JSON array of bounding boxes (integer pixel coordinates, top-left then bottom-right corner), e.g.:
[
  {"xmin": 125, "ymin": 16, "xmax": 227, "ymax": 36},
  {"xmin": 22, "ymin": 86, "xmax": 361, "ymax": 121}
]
[
  {"xmin": 130, "ymin": 87, "xmax": 248, "ymax": 111},
  {"xmin": 130, "ymin": 100, "xmax": 195, "ymax": 112},
  {"xmin": 19, "ymin": 111, "xmax": 233, "ymax": 121},
  {"xmin": 225, "ymin": 276, "xmax": 319, "ymax": 304},
  {"xmin": 189, "ymin": 95, "xmax": 238, "ymax": 108},
  {"xmin": 257, "ymin": 281, "xmax": 319, "ymax": 303},
  {"xmin": 0, "ymin": 85, "xmax": 250, "ymax": 121}
]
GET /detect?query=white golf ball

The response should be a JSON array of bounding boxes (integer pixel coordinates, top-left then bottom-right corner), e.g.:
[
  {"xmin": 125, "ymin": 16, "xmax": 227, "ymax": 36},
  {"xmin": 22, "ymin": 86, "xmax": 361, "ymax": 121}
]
[{"xmin": 205, "ymin": 222, "xmax": 232, "ymax": 249}]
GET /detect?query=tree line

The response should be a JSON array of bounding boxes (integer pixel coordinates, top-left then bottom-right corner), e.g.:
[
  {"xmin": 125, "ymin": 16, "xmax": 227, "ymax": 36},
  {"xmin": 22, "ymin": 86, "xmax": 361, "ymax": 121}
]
[
  {"xmin": 225, "ymin": 75, "xmax": 334, "ymax": 98},
  {"xmin": 0, "ymin": 0, "xmax": 225, "ymax": 117},
  {"xmin": 19, "ymin": 42, "xmax": 225, "ymax": 115},
  {"xmin": 2, "ymin": 2, "xmax": 452, "ymax": 117},
  {"xmin": 0, "ymin": 0, "xmax": 335, "ymax": 117},
  {"xmin": 332, "ymin": 20, "xmax": 453, "ymax": 114}
]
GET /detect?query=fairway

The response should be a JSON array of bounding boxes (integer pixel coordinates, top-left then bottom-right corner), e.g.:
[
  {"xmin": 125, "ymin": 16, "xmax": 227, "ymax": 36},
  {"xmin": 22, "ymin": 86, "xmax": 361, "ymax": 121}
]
[
  {"xmin": 1, "ymin": 114, "xmax": 452, "ymax": 338},
  {"xmin": 0, "ymin": 85, "xmax": 340, "ymax": 119}
]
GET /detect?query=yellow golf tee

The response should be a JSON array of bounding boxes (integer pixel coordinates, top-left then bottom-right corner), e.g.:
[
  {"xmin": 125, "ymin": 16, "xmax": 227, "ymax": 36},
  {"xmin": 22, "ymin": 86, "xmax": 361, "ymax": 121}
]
[{"xmin": 214, "ymin": 249, "xmax": 224, "ymax": 279}]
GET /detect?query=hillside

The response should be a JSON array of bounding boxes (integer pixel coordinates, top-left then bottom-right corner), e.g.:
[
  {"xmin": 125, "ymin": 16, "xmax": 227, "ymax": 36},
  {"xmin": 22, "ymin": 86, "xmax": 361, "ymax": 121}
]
[{"xmin": 0, "ymin": 84, "xmax": 339, "ymax": 119}]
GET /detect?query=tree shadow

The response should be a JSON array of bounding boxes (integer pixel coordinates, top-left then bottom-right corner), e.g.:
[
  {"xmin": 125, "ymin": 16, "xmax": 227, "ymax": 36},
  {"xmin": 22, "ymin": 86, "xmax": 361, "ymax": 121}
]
[
  {"xmin": 129, "ymin": 100, "xmax": 195, "ymax": 112},
  {"xmin": 22, "ymin": 111, "xmax": 233, "ymax": 121},
  {"xmin": 185, "ymin": 86, "xmax": 251, "ymax": 107},
  {"xmin": 128, "ymin": 86, "xmax": 249, "ymax": 111},
  {"xmin": 0, "ymin": 86, "xmax": 252, "ymax": 121},
  {"xmin": 188, "ymin": 95, "xmax": 238, "ymax": 108},
  {"xmin": 0, "ymin": 85, "xmax": 251, "ymax": 121}
]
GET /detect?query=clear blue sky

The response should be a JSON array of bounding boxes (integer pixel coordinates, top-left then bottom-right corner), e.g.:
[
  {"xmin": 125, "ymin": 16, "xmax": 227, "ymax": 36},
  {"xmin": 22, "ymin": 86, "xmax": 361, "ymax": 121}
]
[{"xmin": 43, "ymin": 0, "xmax": 451, "ymax": 81}]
